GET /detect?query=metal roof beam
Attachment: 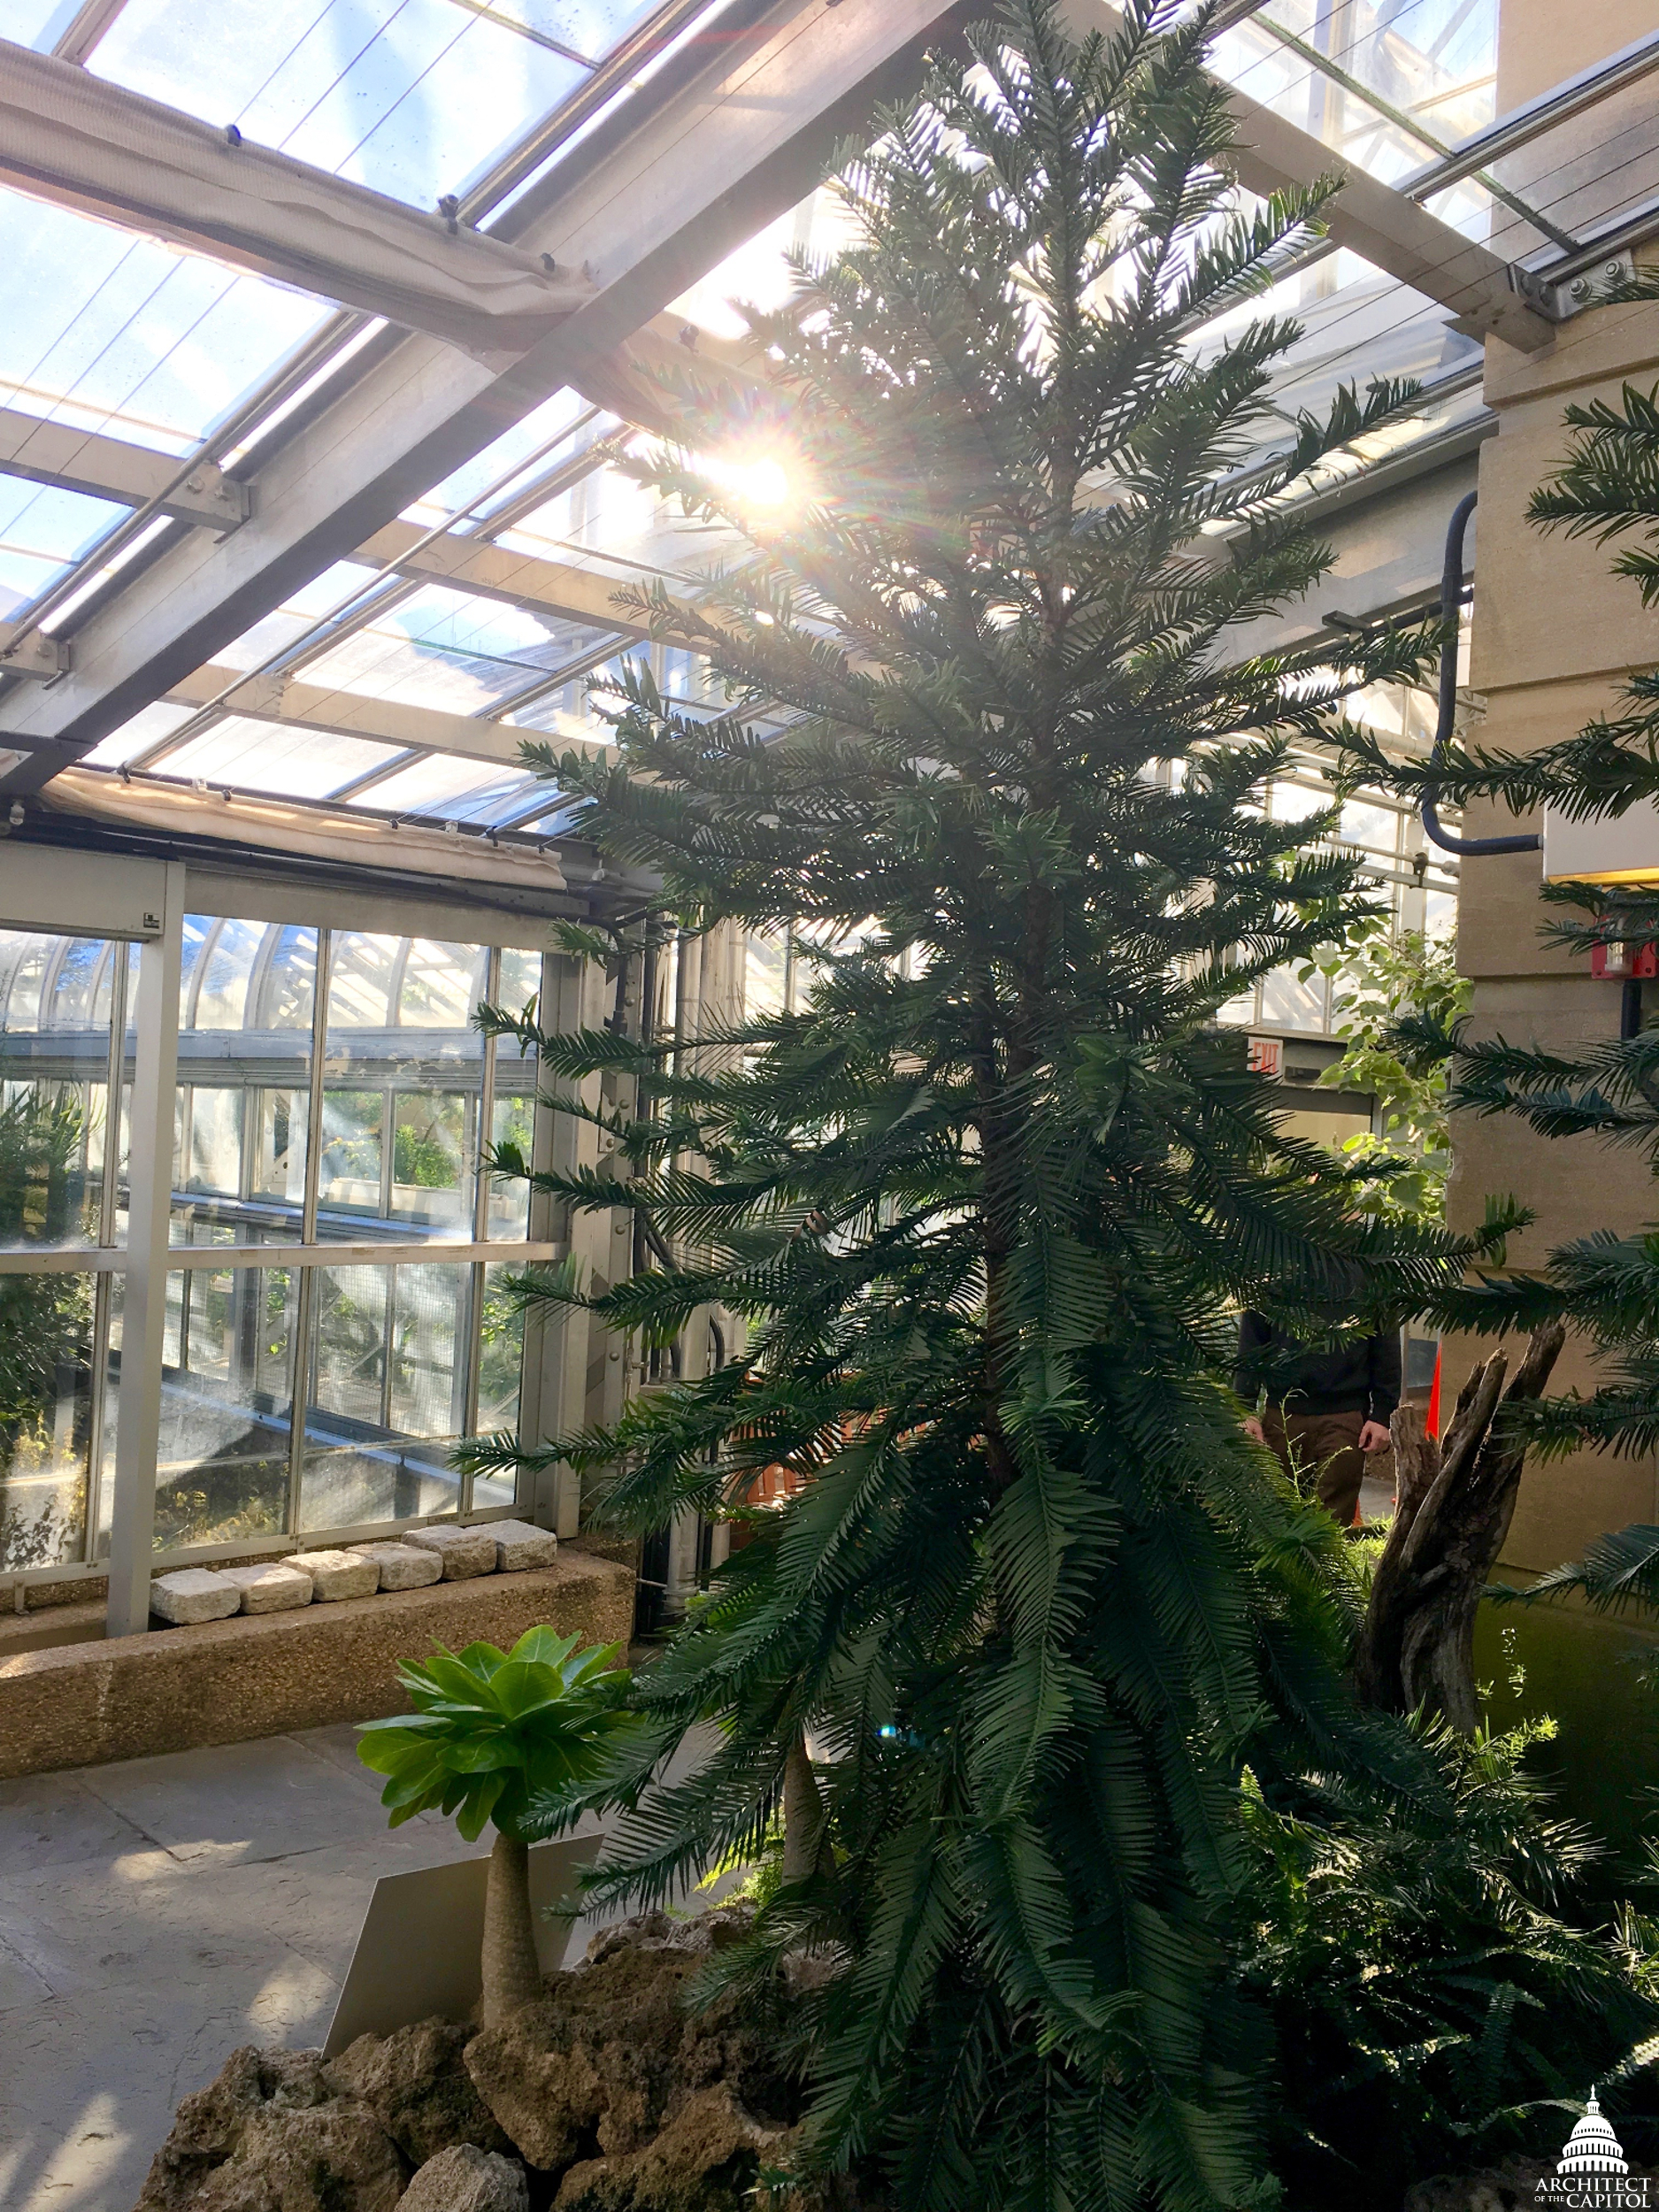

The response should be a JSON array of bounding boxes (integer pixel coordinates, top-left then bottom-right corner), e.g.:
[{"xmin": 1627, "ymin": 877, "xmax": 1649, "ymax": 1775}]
[
  {"xmin": 154, "ymin": 664, "xmax": 611, "ymax": 768},
  {"xmin": 0, "ymin": 406, "xmax": 250, "ymax": 529},
  {"xmin": 353, "ymin": 518, "xmax": 712, "ymax": 641},
  {"xmin": 0, "ymin": 0, "xmax": 965, "ymax": 791},
  {"xmin": 1060, "ymin": 1, "xmax": 1555, "ymax": 353},
  {"xmin": 0, "ymin": 39, "xmax": 591, "ymax": 356}
]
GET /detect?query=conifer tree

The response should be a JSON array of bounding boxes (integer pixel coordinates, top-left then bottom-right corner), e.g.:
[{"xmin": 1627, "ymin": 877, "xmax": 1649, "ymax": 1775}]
[{"xmin": 461, "ymin": 4, "xmax": 1563, "ymax": 2200}]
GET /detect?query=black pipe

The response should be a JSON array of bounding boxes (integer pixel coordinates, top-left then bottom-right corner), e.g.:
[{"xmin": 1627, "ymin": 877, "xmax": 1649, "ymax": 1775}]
[
  {"xmin": 1419, "ymin": 489, "xmax": 1542, "ymax": 858},
  {"xmin": 1623, "ymin": 979, "xmax": 1645, "ymax": 1040}
]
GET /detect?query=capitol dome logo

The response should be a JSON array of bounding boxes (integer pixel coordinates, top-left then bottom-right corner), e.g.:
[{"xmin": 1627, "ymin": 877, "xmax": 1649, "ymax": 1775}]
[{"xmin": 1536, "ymin": 2089, "xmax": 1649, "ymax": 2208}]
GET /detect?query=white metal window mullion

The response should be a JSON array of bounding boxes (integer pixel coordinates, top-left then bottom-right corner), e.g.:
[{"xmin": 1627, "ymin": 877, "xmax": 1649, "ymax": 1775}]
[
  {"xmin": 284, "ymin": 927, "xmax": 333, "ymax": 1540},
  {"xmin": 461, "ymin": 944, "xmax": 502, "ymax": 1511},
  {"xmin": 104, "ymin": 864, "xmax": 185, "ymax": 1638},
  {"xmin": 81, "ymin": 936, "xmax": 129, "ymax": 1566}
]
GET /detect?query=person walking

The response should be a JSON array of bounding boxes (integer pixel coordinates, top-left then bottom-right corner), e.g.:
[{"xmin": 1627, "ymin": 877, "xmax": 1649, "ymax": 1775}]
[{"xmin": 1235, "ymin": 1310, "xmax": 1398, "ymax": 1527}]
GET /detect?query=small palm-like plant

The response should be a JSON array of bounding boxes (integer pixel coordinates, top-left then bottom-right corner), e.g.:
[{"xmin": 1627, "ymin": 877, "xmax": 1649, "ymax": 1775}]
[{"xmin": 358, "ymin": 1627, "xmax": 636, "ymax": 2026}]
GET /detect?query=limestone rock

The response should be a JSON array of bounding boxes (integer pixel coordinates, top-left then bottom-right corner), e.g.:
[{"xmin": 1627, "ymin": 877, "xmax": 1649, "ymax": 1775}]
[
  {"xmin": 326, "ymin": 2016, "xmax": 512, "ymax": 2165},
  {"xmin": 1402, "ymin": 2162, "xmax": 1554, "ymax": 2212},
  {"xmin": 347, "ymin": 1540, "xmax": 442, "ymax": 1590},
  {"xmin": 488, "ymin": 1519, "xmax": 558, "ymax": 1571},
  {"xmin": 149, "ymin": 1570, "xmax": 242, "ymax": 1626},
  {"xmin": 219, "ymin": 1563, "xmax": 312, "ymax": 1614},
  {"xmin": 465, "ymin": 1906, "xmax": 798, "ymax": 2176},
  {"xmin": 400, "ymin": 2142, "xmax": 530, "ymax": 2212},
  {"xmin": 280, "ymin": 1548, "xmax": 380, "ymax": 1601},
  {"xmin": 552, "ymin": 2084, "xmax": 789, "ymax": 2212},
  {"xmin": 135, "ymin": 2047, "xmax": 337, "ymax": 2210},
  {"xmin": 188, "ymin": 2097, "xmax": 405, "ymax": 2211},
  {"xmin": 404, "ymin": 1525, "xmax": 498, "ymax": 1579}
]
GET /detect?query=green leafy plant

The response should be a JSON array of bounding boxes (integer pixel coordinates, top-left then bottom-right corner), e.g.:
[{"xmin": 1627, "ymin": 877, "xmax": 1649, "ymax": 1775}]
[
  {"xmin": 358, "ymin": 1628, "xmax": 638, "ymax": 2026},
  {"xmin": 1240, "ymin": 1721, "xmax": 1659, "ymax": 2207},
  {"xmin": 1299, "ymin": 921, "xmax": 1469, "ymax": 1221}
]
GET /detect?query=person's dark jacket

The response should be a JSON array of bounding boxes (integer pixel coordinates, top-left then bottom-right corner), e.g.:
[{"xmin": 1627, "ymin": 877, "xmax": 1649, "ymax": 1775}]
[{"xmin": 1234, "ymin": 1311, "xmax": 1401, "ymax": 1423}]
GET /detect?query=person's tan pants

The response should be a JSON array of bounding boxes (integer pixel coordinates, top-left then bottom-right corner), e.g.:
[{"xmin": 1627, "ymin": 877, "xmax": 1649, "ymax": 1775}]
[{"xmin": 1261, "ymin": 1406, "xmax": 1367, "ymax": 1528}]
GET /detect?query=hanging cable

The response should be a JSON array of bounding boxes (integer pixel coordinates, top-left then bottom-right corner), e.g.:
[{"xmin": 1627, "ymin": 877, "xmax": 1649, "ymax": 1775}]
[{"xmin": 1420, "ymin": 490, "xmax": 1542, "ymax": 858}]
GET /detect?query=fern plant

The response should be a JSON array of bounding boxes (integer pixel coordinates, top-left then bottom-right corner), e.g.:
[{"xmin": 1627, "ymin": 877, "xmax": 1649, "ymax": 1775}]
[{"xmin": 452, "ymin": 3, "xmax": 1579, "ymax": 2201}]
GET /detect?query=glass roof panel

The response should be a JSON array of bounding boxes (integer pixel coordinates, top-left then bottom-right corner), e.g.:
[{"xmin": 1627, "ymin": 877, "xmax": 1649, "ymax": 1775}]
[
  {"xmin": 1214, "ymin": 3, "xmax": 1499, "ymax": 158},
  {"xmin": 0, "ymin": 476, "xmax": 132, "ymax": 618},
  {"xmin": 349, "ymin": 753, "xmax": 527, "ymax": 815},
  {"xmin": 210, "ymin": 564, "xmax": 384, "ymax": 672},
  {"xmin": 155, "ymin": 717, "xmax": 401, "ymax": 797},
  {"xmin": 501, "ymin": 457, "xmax": 749, "ymax": 587},
  {"xmin": 15, "ymin": 1, "xmax": 75, "ymax": 47},
  {"xmin": 0, "ymin": 189, "xmax": 332, "ymax": 453},
  {"xmin": 299, "ymin": 582, "xmax": 618, "ymax": 712},
  {"xmin": 82, "ymin": 703, "xmax": 197, "ymax": 768},
  {"xmin": 91, "ymin": 0, "xmax": 591, "ymax": 209},
  {"xmin": 400, "ymin": 389, "xmax": 603, "ymax": 528}
]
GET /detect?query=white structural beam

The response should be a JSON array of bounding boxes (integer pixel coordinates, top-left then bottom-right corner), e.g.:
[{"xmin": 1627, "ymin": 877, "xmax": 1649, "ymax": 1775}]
[
  {"xmin": 0, "ymin": 0, "xmax": 965, "ymax": 793},
  {"xmin": 0, "ymin": 40, "xmax": 590, "ymax": 355},
  {"xmin": 1063, "ymin": 1, "xmax": 1555, "ymax": 353},
  {"xmin": 0, "ymin": 407, "xmax": 250, "ymax": 528},
  {"xmin": 45, "ymin": 772, "xmax": 573, "ymax": 890},
  {"xmin": 353, "ymin": 518, "xmax": 704, "ymax": 638},
  {"xmin": 159, "ymin": 663, "xmax": 613, "ymax": 767},
  {"xmin": 104, "ymin": 856, "xmax": 183, "ymax": 1639}
]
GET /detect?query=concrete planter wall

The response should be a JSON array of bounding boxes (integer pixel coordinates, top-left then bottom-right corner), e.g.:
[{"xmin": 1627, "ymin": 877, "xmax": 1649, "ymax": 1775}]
[{"xmin": 0, "ymin": 1551, "xmax": 634, "ymax": 1780}]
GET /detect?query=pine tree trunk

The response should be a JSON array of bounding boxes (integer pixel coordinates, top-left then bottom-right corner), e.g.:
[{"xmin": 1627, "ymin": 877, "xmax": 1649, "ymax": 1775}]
[
  {"xmin": 781, "ymin": 1734, "xmax": 825, "ymax": 1886},
  {"xmin": 480, "ymin": 1830, "xmax": 543, "ymax": 2029},
  {"xmin": 1355, "ymin": 1322, "xmax": 1564, "ymax": 1730}
]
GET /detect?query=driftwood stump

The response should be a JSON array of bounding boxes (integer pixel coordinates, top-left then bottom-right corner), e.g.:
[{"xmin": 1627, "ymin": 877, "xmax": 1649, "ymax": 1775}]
[{"xmin": 1355, "ymin": 1323, "xmax": 1565, "ymax": 1731}]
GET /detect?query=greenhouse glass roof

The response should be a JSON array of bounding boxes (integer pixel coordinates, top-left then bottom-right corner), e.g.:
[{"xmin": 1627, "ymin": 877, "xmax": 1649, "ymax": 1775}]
[{"xmin": 0, "ymin": 0, "xmax": 1652, "ymax": 863}]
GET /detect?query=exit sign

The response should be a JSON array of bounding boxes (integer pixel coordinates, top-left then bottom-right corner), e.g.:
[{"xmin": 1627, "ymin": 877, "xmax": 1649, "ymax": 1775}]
[{"xmin": 1247, "ymin": 1036, "xmax": 1283, "ymax": 1078}]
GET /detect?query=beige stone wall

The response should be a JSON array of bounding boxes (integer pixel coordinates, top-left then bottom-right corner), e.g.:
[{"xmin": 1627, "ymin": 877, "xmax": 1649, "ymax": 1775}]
[{"xmin": 1447, "ymin": 21, "xmax": 1659, "ymax": 1560}]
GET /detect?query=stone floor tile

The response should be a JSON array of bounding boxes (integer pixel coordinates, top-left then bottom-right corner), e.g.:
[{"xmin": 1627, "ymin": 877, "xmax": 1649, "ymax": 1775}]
[
  {"xmin": 74, "ymin": 1732, "xmax": 397, "ymax": 1863},
  {"xmin": 0, "ymin": 1770, "xmax": 152, "ymax": 1872}
]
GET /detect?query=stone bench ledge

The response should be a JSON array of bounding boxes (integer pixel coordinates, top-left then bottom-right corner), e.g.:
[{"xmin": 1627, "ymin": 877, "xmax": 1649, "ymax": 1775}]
[{"xmin": 0, "ymin": 1551, "xmax": 634, "ymax": 1781}]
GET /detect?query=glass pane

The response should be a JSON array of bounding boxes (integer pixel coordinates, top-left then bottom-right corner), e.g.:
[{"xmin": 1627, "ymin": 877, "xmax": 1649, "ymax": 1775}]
[
  {"xmin": 320, "ymin": 933, "xmax": 485, "ymax": 1243},
  {"xmin": 0, "ymin": 1267, "xmax": 93, "ymax": 1571},
  {"xmin": 298, "ymin": 1262, "xmax": 467, "ymax": 1528},
  {"xmin": 93, "ymin": 0, "xmax": 595, "ymax": 211},
  {"xmin": 392, "ymin": 1094, "xmax": 470, "ymax": 1234},
  {"xmin": 319, "ymin": 1090, "xmax": 385, "ymax": 1224},
  {"xmin": 1262, "ymin": 967, "xmax": 1328, "ymax": 1033},
  {"xmin": 0, "ymin": 929, "xmax": 119, "ymax": 1249},
  {"xmin": 175, "ymin": 917, "xmax": 314, "ymax": 1245},
  {"xmin": 488, "ymin": 1093, "xmax": 533, "ymax": 1240},
  {"xmin": 0, "ymin": 187, "xmax": 329, "ymax": 455},
  {"xmin": 472, "ymin": 1261, "xmax": 525, "ymax": 1509},
  {"xmin": 150, "ymin": 1266, "xmax": 296, "ymax": 1551}
]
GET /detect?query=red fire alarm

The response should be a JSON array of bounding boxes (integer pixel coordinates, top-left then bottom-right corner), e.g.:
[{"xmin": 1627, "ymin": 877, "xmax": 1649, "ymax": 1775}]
[
  {"xmin": 1247, "ymin": 1035, "xmax": 1283, "ymax": 1078},
  {"xmin": 1591, "ymin": 941, "xmax": 1659, "ymax": 980}
]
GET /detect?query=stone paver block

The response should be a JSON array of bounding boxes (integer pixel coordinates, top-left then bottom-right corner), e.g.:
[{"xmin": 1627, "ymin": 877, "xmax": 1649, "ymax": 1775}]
[
  {"xmin": 347, "ymin": 1541, "xmax": 443, "ymax": 1590},
  {"xmin": 488, "ymin": 1519, "xmax": 558, "ymax": 1572},
  {"xmin": 403, "ymin": 1526, "xmax": 497, "ymax": 1580},
  {"xmin": 280, "ymin": 1550, "xmax": 380, "ymax": 1601},
  {"xmin": 219, "ymin": 1563, "xmax": 313, "ymax": 1615},
  {"xmin": 150, "ymin": 1570, "xmax": 242, "ymax": 1626}
]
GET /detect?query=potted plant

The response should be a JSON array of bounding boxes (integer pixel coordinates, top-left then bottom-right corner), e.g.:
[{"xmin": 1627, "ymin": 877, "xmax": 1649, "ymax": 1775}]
[{"xmin": 357, "ymin": 1626, "xmax": 639, "ymax": 2027}]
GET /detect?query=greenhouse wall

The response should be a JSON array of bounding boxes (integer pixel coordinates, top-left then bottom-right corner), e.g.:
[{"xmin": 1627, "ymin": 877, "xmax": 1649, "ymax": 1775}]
[{"xmin": 0, "ymin": 850, "xmax": 581, "ymax": 1624}]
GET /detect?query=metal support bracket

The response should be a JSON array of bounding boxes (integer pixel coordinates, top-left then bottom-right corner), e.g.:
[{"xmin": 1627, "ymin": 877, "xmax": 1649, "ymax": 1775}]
[
  {"xmin": 0, "ymin": 622, "xmax": 69, "ymax": 679},
  {"xmin": 1510, "ymin": 248, "xmax": 1637, "ymax": 323}
]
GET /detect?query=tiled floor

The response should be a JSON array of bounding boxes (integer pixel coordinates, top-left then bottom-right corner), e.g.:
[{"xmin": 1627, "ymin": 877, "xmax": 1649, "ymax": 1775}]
[{"xmin": 0, "ymin": 1726, "xmax": 502, "ymax": 2212}]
